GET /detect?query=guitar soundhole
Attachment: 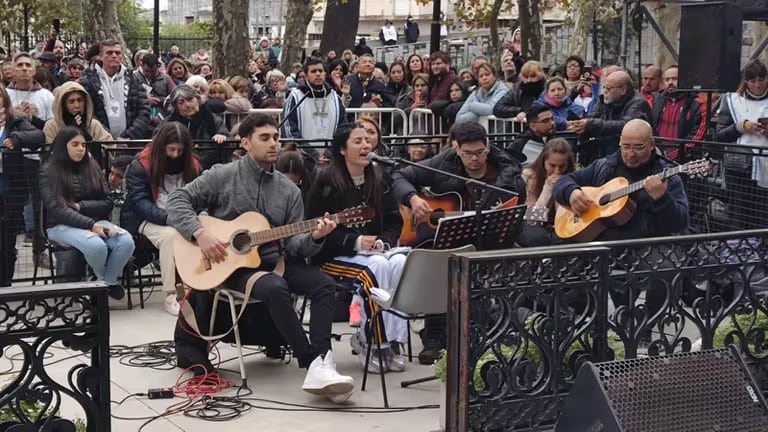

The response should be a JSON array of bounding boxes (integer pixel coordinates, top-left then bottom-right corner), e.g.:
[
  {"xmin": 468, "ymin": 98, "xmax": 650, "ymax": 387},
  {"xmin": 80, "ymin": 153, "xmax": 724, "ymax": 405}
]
[
  {"xmin": 598, "ymin": 194, "xmax": 610, "ymax": 206},
  {"xmin": 230, "ymin": 231, "xmax": 252, "ymax": 254}
]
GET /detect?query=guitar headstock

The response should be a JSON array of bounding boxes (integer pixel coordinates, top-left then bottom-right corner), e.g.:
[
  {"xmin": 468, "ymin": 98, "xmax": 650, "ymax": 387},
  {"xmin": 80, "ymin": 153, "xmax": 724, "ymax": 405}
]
[
  {"xmin": 335, "ymin": 206, "xmax": 376, "ymax": 227},
  {"xmin": 680, "ymin": 158, "xmax": 712, "ymax": 178}
]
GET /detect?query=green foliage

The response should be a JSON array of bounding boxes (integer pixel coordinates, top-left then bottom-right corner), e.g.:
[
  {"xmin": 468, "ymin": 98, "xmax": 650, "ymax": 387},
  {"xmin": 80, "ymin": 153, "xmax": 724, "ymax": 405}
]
[
  {"xmin": 433, "ymin": 313, "xmax": 625, "ymax": 388},
  {"xmin": 714, "ymin": 310, "xmax": 768, "ymax": 350},
  {"xmin": 0, "ymin": 400, "xmax": 86, "ymax": 432},
  {"xmin": 118, "ymin": 0, "xmax": 153, "ymax": 38}
]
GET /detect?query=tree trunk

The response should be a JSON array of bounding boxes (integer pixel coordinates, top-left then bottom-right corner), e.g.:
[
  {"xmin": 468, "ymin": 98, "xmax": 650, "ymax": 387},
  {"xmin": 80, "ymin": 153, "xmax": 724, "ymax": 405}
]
[
  {"xmin": 520, "ymin": 0, "xmax": 543, "ymax": 60},
  {"xmin": 319, "ymin": 0, "xmax": 361, "ymax": 55},
  {"xmin": 653, "ymin": 2, "xmax": 680, "ymax": 69},
  {"xmin": 570, "ymin": 0, "xmax": 597, "ymax": 60},
  {"xmin": 281, "ymin": 0, "xmax": 314, "ymax": 73},
  {"xmin": 88, "ymin": 0, "xmax": 131, "ymax": 64},
  {"xmin": 212, "ymin": 0, "xmax": 250, "ymax": 78},
  {"xmin": 488, "ymin": 0, "xmax": 505, "ymax": 67}
]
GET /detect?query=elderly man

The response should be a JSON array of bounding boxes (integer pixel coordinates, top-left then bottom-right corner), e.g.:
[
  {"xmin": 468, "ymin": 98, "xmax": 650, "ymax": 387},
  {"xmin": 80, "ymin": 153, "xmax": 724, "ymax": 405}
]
[
  {"xmin": 554, "ymin": 119, "xmax": 689, "ymax": 241},
  {"xmin": 567, "ymin": 70, "xmax": 651, "ymax": 163}
]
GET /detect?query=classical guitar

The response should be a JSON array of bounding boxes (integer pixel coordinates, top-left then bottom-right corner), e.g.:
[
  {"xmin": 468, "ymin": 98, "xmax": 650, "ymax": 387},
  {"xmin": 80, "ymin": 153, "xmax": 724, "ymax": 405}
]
[
  {"xmin": 398, "ymin": 191, "xmax": 519, "ymax": 247},
  {"xmin": 554, "ymin": 159, "xmax": 710, "ymax": 242},
  {"xmin": 175, "ymin": 207, "xmax": 375, "ymax": 290}
]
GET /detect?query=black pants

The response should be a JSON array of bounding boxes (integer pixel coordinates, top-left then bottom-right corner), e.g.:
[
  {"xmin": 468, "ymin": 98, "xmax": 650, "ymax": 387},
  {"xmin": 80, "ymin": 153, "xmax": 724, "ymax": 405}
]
[
  {"xmin": 23, "ymin": 158, "xmax": 42, "ymax": 254},
  {"xmin": 226, "ymin": 258, "xmax": 336, "ymax": 368},
  {"xmin": 0, "ymin": 198, "xmax": 19, "ymax": 287}
]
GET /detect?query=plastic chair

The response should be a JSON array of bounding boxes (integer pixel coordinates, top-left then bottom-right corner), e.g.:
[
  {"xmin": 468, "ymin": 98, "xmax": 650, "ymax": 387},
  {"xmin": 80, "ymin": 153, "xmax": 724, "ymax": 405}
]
[{"xmin": 361, "ymin": 245, "xmax": 476, "ymax": 407}]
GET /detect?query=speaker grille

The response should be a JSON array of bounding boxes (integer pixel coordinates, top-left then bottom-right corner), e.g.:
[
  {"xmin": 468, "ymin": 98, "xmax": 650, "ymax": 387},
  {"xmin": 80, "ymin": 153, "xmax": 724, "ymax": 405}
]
[{"xmin": 596, "ymin": 349, "xmax": 768, "ymax": 432}]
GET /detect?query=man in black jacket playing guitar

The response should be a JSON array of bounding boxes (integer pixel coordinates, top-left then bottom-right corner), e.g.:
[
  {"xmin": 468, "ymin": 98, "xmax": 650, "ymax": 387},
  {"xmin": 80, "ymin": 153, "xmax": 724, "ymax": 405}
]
[
  {"xmin": 391, "ymin": 121, "xmax": 525, "ymax": 364},
  {"xmin": 166, "ymin": 113, "xmax": 355, "ymax": 403},
  {"xmin": 553, "ymin": 118, "xmax": 689, "ymax": 241}
]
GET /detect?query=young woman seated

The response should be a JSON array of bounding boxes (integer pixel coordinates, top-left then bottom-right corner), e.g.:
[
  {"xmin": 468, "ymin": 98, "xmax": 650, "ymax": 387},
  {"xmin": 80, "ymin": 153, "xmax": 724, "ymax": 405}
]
[
  {"xmin": 40, "ymin": 127, "xmax": 135, "ymax": 300},
  {"xmin": 518, "ymin": 138, "xmax": 575, "ymax": 247},
  {"xmin": 122, "ymin": 123, "xmax": 201, "ymax": 315},
  {"xmin": 305, "ymin": 123, "xmax": 409, "ymax": 374}
]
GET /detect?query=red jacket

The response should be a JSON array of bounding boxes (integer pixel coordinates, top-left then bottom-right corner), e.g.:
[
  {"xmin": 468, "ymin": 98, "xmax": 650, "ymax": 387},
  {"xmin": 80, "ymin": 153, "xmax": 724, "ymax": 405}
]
[{"xmin": 427, "ymin": 71, "xmax": 457, "ymax": 108}]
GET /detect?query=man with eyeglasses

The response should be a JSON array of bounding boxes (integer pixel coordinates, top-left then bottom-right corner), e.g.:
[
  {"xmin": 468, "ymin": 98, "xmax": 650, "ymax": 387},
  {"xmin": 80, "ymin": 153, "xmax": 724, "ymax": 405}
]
[
  {"xmin": 554, "ymin": 119, "xmax": 689, "ymax": 241},
  {"xmin": 509, "ymin": 105, "xmax": 556, "ymax": 162},
  {"xmin": 567, "ymin": 70, "xmax": 651, "ymax": 165},
  {"xmin": 391, "ymin": 121, "xmax": 524, "ymax": 364}
]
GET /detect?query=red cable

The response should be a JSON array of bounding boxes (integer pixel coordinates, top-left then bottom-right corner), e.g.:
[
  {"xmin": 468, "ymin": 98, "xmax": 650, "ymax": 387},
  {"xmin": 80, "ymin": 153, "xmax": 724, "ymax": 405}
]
[{"xmin": 173, "ymin": 364, "xmax": 233, "ymax": 399}]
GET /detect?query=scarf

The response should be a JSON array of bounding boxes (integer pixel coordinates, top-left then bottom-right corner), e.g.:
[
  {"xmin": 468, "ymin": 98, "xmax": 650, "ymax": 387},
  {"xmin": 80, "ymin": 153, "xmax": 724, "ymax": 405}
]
[
  {"xmin": 544, "ymin": 95, "xmax": 564, "ymax": 108},
  {"xmin": 746, "ymin": 87, "xmax": 768, "ymax": 100}
]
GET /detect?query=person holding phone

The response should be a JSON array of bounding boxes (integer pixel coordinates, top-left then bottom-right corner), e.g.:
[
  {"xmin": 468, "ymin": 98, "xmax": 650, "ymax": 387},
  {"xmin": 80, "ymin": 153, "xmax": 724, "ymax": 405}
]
[{"xmin": 40, "ymin": 127, "xmax": 135, "ymax": 301}]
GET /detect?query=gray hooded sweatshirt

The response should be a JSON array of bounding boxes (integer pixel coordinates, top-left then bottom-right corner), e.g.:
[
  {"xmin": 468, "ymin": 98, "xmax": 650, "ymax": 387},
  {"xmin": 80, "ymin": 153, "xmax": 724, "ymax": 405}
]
[{"xmin": 166, "ymin": 155, "xmax": 322, "ymax": 265}]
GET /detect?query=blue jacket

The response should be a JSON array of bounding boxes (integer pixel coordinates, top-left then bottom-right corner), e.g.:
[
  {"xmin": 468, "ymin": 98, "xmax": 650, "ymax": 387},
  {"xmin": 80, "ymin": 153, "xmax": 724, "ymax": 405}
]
[
  {"xmin": 534, "ymin": 94, "xmax": 584, "ymax": 131},
  {"xmin": 552, "ymin": 152, "xmax": 689, "ymax": 240},
  {"xmin": 456, "ymin": 80, "xmax": 508, "ymax": 123}
]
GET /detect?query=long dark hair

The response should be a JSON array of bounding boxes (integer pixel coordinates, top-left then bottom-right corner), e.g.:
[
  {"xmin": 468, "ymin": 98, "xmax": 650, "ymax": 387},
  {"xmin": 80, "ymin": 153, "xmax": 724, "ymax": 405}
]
[
  {"xmin": 148, "ymin": 123, "xmax": 198, "ymax": 192},
  {"xmin": 47, "ymin": 126, "xmax": 105, "ymax": 207},
  {"xmin": 326, "ymin": 122, "xmax": 383, "ymax": 214},
  {"xmin": 529, "ymin": 138, "xmax": 575, "ymax": 198}
]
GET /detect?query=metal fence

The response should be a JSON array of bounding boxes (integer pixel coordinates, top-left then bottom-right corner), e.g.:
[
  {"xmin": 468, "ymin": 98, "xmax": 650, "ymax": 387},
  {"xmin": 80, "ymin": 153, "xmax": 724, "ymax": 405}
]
[{"xmin": 446, "ymin": 229, "xmax": 768, "ymax": 431}]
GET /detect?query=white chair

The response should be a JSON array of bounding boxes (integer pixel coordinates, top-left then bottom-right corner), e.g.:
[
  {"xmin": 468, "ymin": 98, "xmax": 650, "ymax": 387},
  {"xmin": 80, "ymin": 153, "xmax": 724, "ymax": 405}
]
[
  {"xmin": 209, "ymin": 288, "xmax": 262, "ymax": 388},
  {"xmin": 361, "ymin": 245, "xmax": 476, "ymax": 407}
]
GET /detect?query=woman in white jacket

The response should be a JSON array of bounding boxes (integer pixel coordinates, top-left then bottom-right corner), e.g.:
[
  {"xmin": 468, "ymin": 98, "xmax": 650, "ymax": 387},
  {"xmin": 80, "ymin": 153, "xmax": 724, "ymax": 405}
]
[{"xmin": 456, "ymin": 63, "xmax": 508, "ymax": 123}]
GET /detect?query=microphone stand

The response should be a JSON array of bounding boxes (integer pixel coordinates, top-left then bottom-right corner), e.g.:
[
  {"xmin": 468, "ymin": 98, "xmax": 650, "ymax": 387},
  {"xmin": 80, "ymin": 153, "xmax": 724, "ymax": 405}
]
[{"xmin": 386, "ymin": 156, "xmax": 518, "ymax": 250}]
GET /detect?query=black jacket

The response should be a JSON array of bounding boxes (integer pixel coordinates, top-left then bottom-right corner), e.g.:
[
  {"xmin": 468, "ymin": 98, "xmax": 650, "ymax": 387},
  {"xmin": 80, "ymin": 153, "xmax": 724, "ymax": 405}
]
[
  {"xmin": 79, "ymin": 66, "xmax": 151, "ymax": 139},
  {"xmin": 1, "ymin": 115, "xmax": 44, "ymax": 218},
  {"xmin": 552, "ymin": 151, "xmax": 689, "ymax": 240},
  {"xmin": 492, "ymin": 81, "xmax": 543, "ymax": 118},
  {"xmin": 650, "ymin": 92, "xmax": 706, "ymax": 143},
  {"xmin": 508, "ymin": 130, "xmax": 546, "ymax": 163},
  {"xmin": 122, "ymin": 157, "xmax": 165, "ymax": 234},
  {"xmin": 353, "ymin": 44, "xmax": 373, "ymax": 57},
  {"xmin": 159, "ymin": 104, "xmax": 228, "ymax": 168},
  {"xmin": 404, "ymin": 21, "xmax": 420, "ymax": 43},
  {"xmin": 346, "ymin": 74, "xmax": 393, "ymax": 108},
  {"xmin": 391, "ymin": 146, "xmax": 525, "ymax": 210},
  {"xmin": 306, "ymin": 166, "xmax": 402, "ymax": 265},
  {"xmin": 40, "ymin": 161, "xmax": 112, "ymax": 230},
  {"xmin": 583, "ymin": 90, "xmax": 651, "ymax": 156}
]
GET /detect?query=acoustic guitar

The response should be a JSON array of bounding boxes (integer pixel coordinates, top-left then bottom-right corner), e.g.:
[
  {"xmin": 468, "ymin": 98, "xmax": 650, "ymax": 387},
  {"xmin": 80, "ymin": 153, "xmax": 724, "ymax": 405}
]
[
  {"xmin": 398, "ymin": 191, "xmax": 519, "ymax": 247},
  {"xmin": 554, "ymin": 159, "xmax": 710, "ymax": 242},
  {"xmin": 175, "ymin": 207, "xmax": 374, "ymax": 290}
]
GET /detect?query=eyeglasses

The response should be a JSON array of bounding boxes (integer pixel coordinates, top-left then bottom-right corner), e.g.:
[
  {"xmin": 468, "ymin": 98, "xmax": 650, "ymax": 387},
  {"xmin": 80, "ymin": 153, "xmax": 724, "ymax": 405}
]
[
  {"xmin": 458, "ymin": 148, "xmax": 488, "ymax": 158},
  {"xmin": 566, "ymin": 64, "xmax": 580, "ymax": 69},
  {"xmin": 619, "ymin": 140, "xmax": 651, "ymax": 152}
]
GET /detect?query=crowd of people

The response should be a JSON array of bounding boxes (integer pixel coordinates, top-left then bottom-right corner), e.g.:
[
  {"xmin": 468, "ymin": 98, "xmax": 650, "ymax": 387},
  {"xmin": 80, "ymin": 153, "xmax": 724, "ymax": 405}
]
[{"xmin": 0, "ymin": 28, "xmax": 766, "ymax": 405}]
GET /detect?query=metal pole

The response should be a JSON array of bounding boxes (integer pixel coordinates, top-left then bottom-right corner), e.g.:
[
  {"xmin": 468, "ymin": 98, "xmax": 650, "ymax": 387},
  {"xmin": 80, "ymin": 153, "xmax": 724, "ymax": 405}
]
[
  {"xmin": 153, "ymin": 0, "xmax": 160, "ymax": 55},
  {"xmin": 22, "ymin": 2, "xmax": 29, "ymax": 52},
  {"xmin": 620, "ymin": 1, "xmax": 628, "ymax": 67},
  {"xmin": 430, "ymin": 0, "xmax": 441, "ymax": 54}
]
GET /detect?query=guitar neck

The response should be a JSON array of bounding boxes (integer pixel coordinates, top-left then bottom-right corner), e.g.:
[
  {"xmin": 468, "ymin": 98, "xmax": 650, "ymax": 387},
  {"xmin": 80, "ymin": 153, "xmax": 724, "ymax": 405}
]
[
  {"xmin": 249, "ymin": 214, "xmax": 340, "ymax": 244},
  {"xmin": 606, "ymin": 164, "xmax": 685, "ymax": 202}
]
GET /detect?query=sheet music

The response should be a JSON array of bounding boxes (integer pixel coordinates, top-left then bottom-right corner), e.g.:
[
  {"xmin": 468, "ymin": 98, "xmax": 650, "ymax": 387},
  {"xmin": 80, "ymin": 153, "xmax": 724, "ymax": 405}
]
[{"xmin": 357, "ymin": 246, "xmax": 412, "ymax": 258}]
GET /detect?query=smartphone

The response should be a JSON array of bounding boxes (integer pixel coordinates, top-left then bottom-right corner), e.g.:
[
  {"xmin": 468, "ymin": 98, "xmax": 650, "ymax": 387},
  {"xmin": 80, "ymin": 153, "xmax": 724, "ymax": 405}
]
[
  {"xmin": 583, "ymin": 66, "xmax": 592, "ymax": 75},
  {"xmin": 53, "ymin": 19, "xmax": 61, "ymax": 33},
  {"xmin": 414, "ymin": 91, "xmax": 421, "ymax": 104}
]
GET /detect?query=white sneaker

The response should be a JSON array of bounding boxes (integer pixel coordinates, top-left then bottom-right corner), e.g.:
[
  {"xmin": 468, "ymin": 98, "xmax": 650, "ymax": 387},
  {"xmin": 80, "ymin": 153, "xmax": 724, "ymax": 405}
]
[
  {"xmin": 164, "ymin": 294, "xmax": 180, "ymax": 316},
  {"xmin": 302, "ymin": 351, "xmax": 355, "ymax": 403}
]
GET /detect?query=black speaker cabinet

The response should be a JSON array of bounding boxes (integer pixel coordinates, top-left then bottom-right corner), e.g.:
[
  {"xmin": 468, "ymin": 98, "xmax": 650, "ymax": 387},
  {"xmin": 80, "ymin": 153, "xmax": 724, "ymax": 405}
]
[
  {"xmin": 555, "ymin": 347, "xmax": 768, "ymax": 432},
  {"xmin": 679, "ymin": 2, "xmax": 742, "ymax": 91}
]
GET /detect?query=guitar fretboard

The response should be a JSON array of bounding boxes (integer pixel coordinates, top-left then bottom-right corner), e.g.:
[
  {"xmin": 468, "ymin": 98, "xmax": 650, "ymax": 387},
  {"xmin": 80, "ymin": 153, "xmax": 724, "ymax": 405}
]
[
  {"xmin": 604, "ymin": 165, "xmax": 684, "ymax": 203},
  {"xmin": 248, "ymin": 214, "xmax": 342, "ymax": 244}
]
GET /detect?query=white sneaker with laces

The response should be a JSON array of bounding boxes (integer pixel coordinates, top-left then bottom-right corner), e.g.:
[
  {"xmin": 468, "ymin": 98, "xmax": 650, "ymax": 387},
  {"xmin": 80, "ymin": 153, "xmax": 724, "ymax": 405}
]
[
  {"xmin": 302, "ymin": 350, "xmax": 355, "ymax": 403},
  {"xmin": 164, "ymin": 294, "xmax": 180, "ymax": 316}
]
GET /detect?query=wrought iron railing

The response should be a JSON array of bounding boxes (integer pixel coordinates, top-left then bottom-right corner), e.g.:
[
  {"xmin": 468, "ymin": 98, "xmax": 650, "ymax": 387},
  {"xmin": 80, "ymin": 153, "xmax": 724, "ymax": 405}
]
[
  {"xmin": 0, "ymin": 282, "xmax": 111, "ymax": 431},
  {"xmin": 446, "ymin": 229, "xmax": 768, "ymax": 431}
]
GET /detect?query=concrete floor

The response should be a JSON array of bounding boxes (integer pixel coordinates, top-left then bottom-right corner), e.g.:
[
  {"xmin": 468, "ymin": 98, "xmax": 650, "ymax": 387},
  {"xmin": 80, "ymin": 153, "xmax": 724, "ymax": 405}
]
[{"xmin": 6, "ymin": 237, "xmax": 444, "ymax": 432}]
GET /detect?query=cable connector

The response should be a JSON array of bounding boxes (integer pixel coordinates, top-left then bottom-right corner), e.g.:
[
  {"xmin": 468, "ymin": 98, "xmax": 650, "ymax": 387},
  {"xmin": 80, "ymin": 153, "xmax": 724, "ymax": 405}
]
[{"xmin": 147, "ymin": 388, "xmax": 174, "ymax": 399}]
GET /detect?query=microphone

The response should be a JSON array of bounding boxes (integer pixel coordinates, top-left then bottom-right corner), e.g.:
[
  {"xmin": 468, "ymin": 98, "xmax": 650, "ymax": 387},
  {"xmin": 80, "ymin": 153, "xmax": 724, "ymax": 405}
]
[{"xmin": 366, "ymin": 152, "xmax": 399, "ymax": 167}]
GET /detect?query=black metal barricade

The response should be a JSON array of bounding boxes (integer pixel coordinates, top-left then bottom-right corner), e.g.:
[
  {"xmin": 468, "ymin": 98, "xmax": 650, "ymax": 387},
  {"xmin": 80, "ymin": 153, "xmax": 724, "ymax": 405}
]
[
  {"xmin": 447, "ymin": 229, "xmax": 768, "ymax": 431},
  {"xmin": 0, "ymin": 281, "xmax": 111, "ymax": 432}
]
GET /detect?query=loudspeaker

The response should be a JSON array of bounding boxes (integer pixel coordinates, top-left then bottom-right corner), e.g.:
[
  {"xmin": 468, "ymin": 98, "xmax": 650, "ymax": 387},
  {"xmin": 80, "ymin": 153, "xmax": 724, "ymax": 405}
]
[
  {"xmin": 555, "ymin": 347, "xmax": 768, "ymax": 432},
  {"xmin": 679, "ymin": 2, "xmax": 742, "ymax": 91}
]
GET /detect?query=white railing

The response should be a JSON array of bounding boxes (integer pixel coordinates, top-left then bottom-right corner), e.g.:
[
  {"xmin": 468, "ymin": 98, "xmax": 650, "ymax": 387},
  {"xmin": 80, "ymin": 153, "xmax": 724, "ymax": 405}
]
[
  {"xmin": 408, "ymin": 108, "xmax": 447, "ymax": 136},
  {"xmin": 347, "ymin": 107, "xmax": 410, "ymax": 136}
]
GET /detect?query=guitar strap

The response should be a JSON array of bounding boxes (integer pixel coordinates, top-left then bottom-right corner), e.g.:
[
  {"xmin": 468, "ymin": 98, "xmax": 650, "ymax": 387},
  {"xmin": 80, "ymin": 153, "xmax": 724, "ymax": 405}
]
[{"xmin": 179, "ymin": 256, "xmax": 286, "ymax": 344}]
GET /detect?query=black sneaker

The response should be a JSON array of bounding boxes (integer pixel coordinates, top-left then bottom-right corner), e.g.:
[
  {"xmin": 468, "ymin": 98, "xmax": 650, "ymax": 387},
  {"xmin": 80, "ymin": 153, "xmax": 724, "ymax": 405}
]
[
  {"xmin": 107, "ymin": 284, "xmax": 126, "ymax": 300},
  {"xmin": 418, "ymin": 341, "xmax": 443, "ymax": 365}
]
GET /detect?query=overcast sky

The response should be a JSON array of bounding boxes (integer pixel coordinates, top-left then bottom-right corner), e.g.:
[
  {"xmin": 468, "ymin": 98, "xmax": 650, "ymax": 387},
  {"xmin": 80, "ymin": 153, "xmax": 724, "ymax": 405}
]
[{"xmin": 140, "ymin": 0, "xmax": 167, "ymax": 9}]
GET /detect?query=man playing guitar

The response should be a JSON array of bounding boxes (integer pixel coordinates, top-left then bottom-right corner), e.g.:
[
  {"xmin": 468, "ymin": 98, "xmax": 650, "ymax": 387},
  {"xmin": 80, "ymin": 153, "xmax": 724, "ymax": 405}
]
[
  {"xmin": 553, "ymin": 118, "xmax": 689, "ymax": 242},
  {"xmin": 166, "ymin": 113, "xmax": 356, "ymax": 403},
  {"xmin": 390, "ymin": 121, "xmax": 525, "ymax": 364}
]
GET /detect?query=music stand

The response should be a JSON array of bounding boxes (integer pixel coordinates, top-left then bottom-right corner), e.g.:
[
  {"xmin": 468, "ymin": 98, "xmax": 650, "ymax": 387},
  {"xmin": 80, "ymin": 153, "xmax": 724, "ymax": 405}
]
[{"xmin": 432, "ymin": 205, "xmax": 527, "ymax": 250}]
